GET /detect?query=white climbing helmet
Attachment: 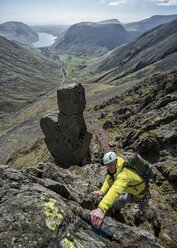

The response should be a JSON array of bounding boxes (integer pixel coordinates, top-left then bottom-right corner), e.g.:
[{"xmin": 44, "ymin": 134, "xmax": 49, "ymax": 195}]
[{"xmin": 103, "ymin": 151, "xmax": 117, "ymax": 165}]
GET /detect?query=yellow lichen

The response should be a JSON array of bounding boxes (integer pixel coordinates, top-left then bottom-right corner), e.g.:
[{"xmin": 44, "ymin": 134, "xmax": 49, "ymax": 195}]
[
  {"xmin": 41, "ymin": 197, "xmax": 63, "ymax": 231},
  {"xmin": 60, "ymin": 238, "xmax": 84, "ymax": 248},
  {"xmin": 61, "ymin": 238, "xmax": 75, "ymax": 248},
  {"xmin": 81, "ymin": 183, "xmax": 88, "ymax": 187},
  {"xmin": 73, "ymin": 239, "xmax": 84, "ymax": 248},
  {"xmin": 49, "ymin": 198, "xmax": 56, "ymax": 203}
]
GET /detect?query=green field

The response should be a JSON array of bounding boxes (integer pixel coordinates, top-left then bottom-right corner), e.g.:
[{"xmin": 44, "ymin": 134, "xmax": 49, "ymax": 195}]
[{"xmin": 58, "ymin": 54, "xmax": 92, "ymax": 81}]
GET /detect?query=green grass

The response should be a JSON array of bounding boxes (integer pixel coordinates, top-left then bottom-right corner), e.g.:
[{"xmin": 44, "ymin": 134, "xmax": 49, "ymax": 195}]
[
  {"xmin": 23, "ymin": 45, "xmax": 43, "ymax": 55},
  {"xmin": 58, "ymin": 54, "xmax": 92, "ymax": 81},
  {"xmin": 28, "ymin": 47, "xmax": 42, "ymax": 55}
]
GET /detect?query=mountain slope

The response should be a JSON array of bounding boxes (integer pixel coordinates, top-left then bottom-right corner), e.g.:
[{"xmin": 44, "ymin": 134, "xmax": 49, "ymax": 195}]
[
  {"xmin": 0, "ymin": 36, "xmax": 62, "ymax": 120},
  {"xmin": 0, "ymin": 21, "xmax": 39, "ymax": 44},
  {"xmin": 124, "ymin": 14, "xmax": 177, "ymax": 33},
  {"xmin": 78, "ymin": 18, "xmax": 177, "ymax": 85},
  {"xmin": 89, "ymin": 69, "xmax": 177, "ymax": 244},
  {"xmin": 51, "ymin": 15, "xmax": 177, "ymax": 57},
  {"xmin": 52, "ymin": 22, "xmax": 136, "ymax": 56},
  {"xmin": 0, "ymin": 69, "xmax": 176, "ymax": 247}
]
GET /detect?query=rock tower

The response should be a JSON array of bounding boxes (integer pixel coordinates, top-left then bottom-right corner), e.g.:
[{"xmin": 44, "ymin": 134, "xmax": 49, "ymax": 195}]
[{"xmin": 40, "ymin": 83, "xmax": 91, "ymax": 168}]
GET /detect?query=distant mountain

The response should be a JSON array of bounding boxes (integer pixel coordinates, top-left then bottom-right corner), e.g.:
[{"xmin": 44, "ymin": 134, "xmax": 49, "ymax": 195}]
[
  {"xmin": 124, "ymin": 14, "xmax": 177, "ymax": 34},
  {"xmin": 0, "ymin": 35, "xmax": 62, "ymax": 120},
  {"xmin": 78, "ymin": 18, "xmax": 177, "ymax": 85},
  {"xmin": 52, "ymin": 22, "xmax": 136, "ymax": 56},
  {"xmin": 98, "ymin": 19, "xmax": 121, "ymax": 24},
  {"xmin": 0, "ymin": 21, "xmax": 39, "ymax": 45},
  {"xmin": 51, "ymin": 15, "xmax": 177, "ymax": 57},
  {"xmin": 31, "ymin": 25, "xmax": 69, "ymax": 38}
]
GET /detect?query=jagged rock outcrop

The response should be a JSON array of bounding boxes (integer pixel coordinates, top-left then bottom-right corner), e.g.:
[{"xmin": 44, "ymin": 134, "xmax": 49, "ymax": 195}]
[
  {"xmin": 90, "ymin": 70, "xmax": 177, "ymax": 244},
  {"xmin": 40, "ymin": 83, "xmax": 92, "ymax": 168},
  {"xmin": 0, "ymin": 163, "xmax": 167, "ymax": 248},
  {"xmin": 99, "ymin": 71, "xmax": 177, "ymax": 163}
]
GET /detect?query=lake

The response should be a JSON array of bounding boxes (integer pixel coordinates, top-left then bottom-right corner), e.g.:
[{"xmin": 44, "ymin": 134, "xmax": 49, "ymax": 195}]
[{"xmin": 32, "ymin": 32, "xmax": 57, "ymax": 48}]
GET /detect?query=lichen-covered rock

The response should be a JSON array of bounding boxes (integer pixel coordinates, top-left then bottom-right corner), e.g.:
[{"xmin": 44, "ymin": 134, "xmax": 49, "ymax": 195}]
[
  {"xmin": 121, "ymin": 201, "xmax": 161, "ymax": 237},
  {"xmin": 0, "ymin": 164, "xmax": 167, "ymax": 248},
  {"xmin": 40, "ymin": 83, "xmax": 92, "ymax": 168},
  {"xmin": 133, "ymin": 135, "xmax": 160, "ymax": 154}
]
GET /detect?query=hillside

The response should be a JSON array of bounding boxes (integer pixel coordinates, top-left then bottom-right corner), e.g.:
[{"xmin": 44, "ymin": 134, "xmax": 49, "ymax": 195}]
[
  {"xmin": 124, "ymin": 14, "xmax": 177, "ymax": 33},
  {"xmin": 87, "ymin": 69, "xmax": 177, "ymax": 245},
  {"xmin": 51, "ymin": 22, "xmax": 136, "ymax": 56},
  {"xmin": 0, "ymin": 35, "xmax": 62, "ymax": 120},
  {"xmin": 0, "ymin": 69, "xmax": 176, "ymax": 247},
  {"xmin": 78, "ymin": 18, "xmax": 177, "ymax": 85},
  {"xmin": 0, "ymin": 21, "xmax": 39, "ymax": 45}
]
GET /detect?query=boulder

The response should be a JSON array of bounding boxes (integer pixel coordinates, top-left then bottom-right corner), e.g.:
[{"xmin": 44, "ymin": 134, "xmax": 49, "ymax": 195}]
[
  {"xmin": 164, "ymin": 128, "xmax": 177, "ymax": 143},
  {"xmin": 168, "ymin": 170, "xmax": 177, "ymax": 181},
  {"xmin": 40, "ymin": 83, "xmax": 92, "ymax": 168},
  {"xmin": 154, "ymin": 94, "xmax": 177, "ymax": 109},
  {"xmin": 133, "ymin": 135, "xmax": 160, "ymax": 155}
]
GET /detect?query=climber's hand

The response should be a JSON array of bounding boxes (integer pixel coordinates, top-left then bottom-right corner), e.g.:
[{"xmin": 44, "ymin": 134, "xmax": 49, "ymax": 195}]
[
  {"xmin": 90, "ymin": 208, "xmax": 104, "ymax": 228},
  {"xmin": 93, "ymin": 191, "xmax": 103, "ymax": 198}
]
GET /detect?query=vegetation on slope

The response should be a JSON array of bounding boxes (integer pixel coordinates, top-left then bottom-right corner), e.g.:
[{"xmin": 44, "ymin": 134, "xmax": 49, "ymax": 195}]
[{"xmin": 58, "ymin": 54, "xmax": 92, "ymax": 81}]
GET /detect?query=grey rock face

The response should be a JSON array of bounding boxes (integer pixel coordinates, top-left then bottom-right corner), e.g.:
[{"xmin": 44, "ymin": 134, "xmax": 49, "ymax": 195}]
[
  {"xmin": 0, "ymin": 164, "xmax": 167, "ymax": 248},
  {"xmin": 40, "ymin": 83, "xmax": 92, "ymax": 168}
]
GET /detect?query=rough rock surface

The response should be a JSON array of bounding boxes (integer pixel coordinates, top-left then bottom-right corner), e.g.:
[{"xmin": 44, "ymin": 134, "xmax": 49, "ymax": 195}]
[
  {"xmin": 40, "ymin": 83, "xmax": 92, "ymax": 168},
  {"xmin": 0, "ymin": 163, "xmax": 167, "ymax": 248},
  {"xmin": 90, "ymin": 70, "xmax": 177, "ymax": 244}
]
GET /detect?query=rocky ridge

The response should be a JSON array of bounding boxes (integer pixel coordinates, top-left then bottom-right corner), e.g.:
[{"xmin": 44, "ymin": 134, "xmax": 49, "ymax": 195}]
[
  {"xmin": 94, "ymin": 70, "xmax": 177, "ymax": 163},
  {"xmin": 90, "ymin": 69, "xmax": 177, "ymax": 244},
  {"xmin": 0, "ymin": 163, "xmax": 167, "ymax": 248}
]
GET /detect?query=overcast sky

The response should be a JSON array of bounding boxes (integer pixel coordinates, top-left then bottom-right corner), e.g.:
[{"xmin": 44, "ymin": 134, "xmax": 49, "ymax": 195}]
[{"xmin": 0, "ymin": 0, "xmax": 177, "ymax": 25}]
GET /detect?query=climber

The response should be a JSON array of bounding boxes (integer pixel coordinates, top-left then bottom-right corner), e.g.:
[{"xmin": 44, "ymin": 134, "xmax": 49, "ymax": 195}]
[{"xmin": 90, "ymin": 151, "xmax": 150, "ymax": 229}]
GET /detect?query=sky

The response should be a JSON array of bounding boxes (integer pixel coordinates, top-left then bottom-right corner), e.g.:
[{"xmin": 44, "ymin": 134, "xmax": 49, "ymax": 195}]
[{"xmin": 0, "ymin": 0, "xmax": 177, "ymax": 25}]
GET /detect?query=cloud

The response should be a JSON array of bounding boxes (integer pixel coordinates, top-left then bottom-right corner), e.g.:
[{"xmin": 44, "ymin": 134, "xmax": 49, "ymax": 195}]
[
  {"xmin": 152, "ymin": 0, "xmax": 177, "ymax": 5},
  {"xmin": 100, "ymin": 0, "xmax": 105, "ymax": 3},
  {"xmin": 109, "ymin": 2, "xmax": 119, "ymax": 5},
  {"xmin": 109, "ymin": 0, "xmax": 127, "ymax": 6}
]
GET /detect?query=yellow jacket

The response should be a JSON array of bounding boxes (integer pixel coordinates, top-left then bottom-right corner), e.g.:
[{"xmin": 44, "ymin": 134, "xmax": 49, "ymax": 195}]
[{"xmin": 98, "ymin": 156, "xmax": 147, "ymax": 214}]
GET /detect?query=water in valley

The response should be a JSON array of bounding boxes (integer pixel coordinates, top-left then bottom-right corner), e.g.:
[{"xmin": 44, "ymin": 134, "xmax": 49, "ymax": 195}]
[{"xmin": 32, "ymin": 32, "xmax": 57, "ymax": 47}]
